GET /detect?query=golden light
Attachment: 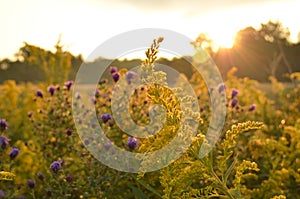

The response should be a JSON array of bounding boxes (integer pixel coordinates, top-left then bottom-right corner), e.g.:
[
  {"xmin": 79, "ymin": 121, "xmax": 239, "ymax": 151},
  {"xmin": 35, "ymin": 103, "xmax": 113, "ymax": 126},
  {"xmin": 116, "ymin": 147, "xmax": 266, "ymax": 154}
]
[{"xmin": 209, "ymin": 31, "xmax": 236, "ymax": 49}]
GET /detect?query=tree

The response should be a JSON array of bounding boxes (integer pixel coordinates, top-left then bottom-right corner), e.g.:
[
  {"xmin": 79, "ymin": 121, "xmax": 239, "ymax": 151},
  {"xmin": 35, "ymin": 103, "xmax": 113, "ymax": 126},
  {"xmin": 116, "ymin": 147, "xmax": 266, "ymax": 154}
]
[{"xmin": 17, "ymin": 37, "xmax": 73, "ymax": 84}]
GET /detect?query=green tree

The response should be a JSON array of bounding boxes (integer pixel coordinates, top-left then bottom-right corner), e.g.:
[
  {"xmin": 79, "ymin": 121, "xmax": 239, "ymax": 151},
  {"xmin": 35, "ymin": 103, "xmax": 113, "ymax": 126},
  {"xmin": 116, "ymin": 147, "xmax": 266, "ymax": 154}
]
[{"xmin": 17, "ymin": 37, "xmax": 73, "ymax": 84}]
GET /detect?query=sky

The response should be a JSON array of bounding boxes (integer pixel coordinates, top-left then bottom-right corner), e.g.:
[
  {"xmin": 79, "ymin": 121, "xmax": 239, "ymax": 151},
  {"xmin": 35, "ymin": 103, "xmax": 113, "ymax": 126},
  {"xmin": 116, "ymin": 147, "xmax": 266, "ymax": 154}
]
[{"xmin": 1, "ymin": 0, "xmax": 300, "ymax": 60}]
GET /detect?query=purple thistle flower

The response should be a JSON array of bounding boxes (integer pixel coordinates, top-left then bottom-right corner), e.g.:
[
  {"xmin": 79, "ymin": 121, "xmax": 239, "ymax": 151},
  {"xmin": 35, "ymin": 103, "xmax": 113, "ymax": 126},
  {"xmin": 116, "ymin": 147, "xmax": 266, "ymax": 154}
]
[
  {"xmin": 37, "ymin": 172, "xmax": 44, "ymax": 181},
  {"xmin": 112, "ymin": 72, "xmax": 120, "ymax": 82},
  {"xmin": 231, "ymin": 89, "xmax": 239, "ymax": 99},
  {"xmin": 0, "ymin": 136, "xmax": 9, "ymax": 149},
  {"xmin": 9, "ymin": 147, "xmax": 20, "ymax": 159},
  {"xmin": 109, "ymin": 66, "xmax": 118, "ymax": 74},
  {"xmin": 126, "ymin": 71, "xmax": 137, "ymax": 84},
  {"xmin": 65, "ymin": 175, "xmax": 73, "ymax": 182},
  {"xmin": 50, "ymin": 160, "xmax": 63, "ymax": 173},
  {"xmin": 127, "ymin": 137, "xmax": 138, "ymax": 150},
  {"xmin": 218, "ymin": 83, "xmax": 226, "ymax": 93},
  {"xmin": 249, "ymin": 104, "xmax": 256, "ymax": 111},
  {"xmin": 27, "ymin": 179, "xmax": 35, "ymax": 188},
  {"xmin": 94, "ymin": 89, "xmax": 100, "ymax": 97},
  {"xmin": 36, "ymin": 90, "xmax": 43, "ymax": 98},
  {"xmin": 231, "ymin": 98, "xmax": 238, "ymax": 108},
  {"xmin": 104, "ymin": 139, "xmax": 113, "ymax": 150},
  {"xmin": 100, "ymin": 113, "xmax": 112, "ymax": 123},
  {"xmin": 64, "ymin": 81, "xmax": 74, "ymax": 90},
  {"xmin": 47, "ymin": 85, "xmax": 56, "ymax": 96},
  {"xmin": 0, "ymin": 119, "xmax": 8, "ymax": 131},
  {"xmin": 0, "ymin": 190, "xmax": 4, "ymax": 198},
  {"xmin": 75, "ymin": 92, "xmax": 81, "ymax": 99}
]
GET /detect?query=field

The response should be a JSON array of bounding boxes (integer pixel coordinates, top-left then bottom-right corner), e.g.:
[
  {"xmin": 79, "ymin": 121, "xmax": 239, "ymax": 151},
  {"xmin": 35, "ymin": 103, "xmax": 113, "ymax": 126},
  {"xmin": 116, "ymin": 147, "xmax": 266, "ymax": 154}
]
[{"xmin": 0, "ymin": 39, "xmax": 300, "ymax": 199}]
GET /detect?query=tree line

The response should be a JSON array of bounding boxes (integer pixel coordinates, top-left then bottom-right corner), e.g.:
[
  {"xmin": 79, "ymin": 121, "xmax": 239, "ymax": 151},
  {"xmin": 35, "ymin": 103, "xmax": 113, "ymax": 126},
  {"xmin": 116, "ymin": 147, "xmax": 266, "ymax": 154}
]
[{"xmin": 0, "ymin": 21, "xmax": 299, "ymax": 84}]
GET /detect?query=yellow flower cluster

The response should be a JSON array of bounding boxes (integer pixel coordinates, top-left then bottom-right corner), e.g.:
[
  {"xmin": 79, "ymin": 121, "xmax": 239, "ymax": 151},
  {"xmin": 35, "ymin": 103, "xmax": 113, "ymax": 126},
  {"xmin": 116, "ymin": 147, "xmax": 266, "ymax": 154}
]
[{"xmin": 0, "ymin": 171, "xmax": 16, "ymax": 181}]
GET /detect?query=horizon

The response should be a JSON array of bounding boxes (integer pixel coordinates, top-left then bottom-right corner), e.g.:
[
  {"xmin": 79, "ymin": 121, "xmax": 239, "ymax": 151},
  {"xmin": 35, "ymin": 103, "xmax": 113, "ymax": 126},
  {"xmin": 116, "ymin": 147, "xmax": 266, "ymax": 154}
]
[{"xmin": 1, "ymin": 0, "xmax": 299, "ymax": 61}]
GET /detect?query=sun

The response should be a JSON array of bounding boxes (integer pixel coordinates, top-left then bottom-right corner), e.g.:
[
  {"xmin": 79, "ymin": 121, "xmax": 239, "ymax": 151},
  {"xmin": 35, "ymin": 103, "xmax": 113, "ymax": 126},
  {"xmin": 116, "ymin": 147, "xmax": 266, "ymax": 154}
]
[{"xmin": 209, "ymin": 32, "xmax": 236, "ymax": 49}]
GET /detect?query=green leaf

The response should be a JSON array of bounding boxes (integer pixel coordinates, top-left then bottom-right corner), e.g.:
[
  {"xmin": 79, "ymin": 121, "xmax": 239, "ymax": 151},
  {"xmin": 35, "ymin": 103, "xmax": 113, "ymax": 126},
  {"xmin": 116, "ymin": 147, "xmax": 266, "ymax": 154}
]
[
  {"xmin": 128, "ymin": 185, "xmax": 150, "ymax": 199},
  {"xmin": 224, "ymin": 158, "xmax": 238, "ymax": 183},
  {"xmin": 136, "ymin": 180, "xmax": 162, "ymax": 198}
]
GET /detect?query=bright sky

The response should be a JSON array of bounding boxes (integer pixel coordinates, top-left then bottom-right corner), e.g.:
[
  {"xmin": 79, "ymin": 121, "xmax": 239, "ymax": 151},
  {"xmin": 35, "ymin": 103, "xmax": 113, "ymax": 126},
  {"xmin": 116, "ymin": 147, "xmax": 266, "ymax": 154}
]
[{"xmin": 1, "ymin": 0, "xmax": 299, "ymax": 60}]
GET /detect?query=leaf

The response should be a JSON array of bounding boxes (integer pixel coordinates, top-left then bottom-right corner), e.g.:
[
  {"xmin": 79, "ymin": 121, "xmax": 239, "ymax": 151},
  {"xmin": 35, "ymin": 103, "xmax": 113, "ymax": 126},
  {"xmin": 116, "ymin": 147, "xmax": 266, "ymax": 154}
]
[
  {"xmin": 224, "ymin": 158, "xmax": 238, "ymax": 183},
  {"xmin": 136, "ymin": 180, "xmax": 162, "ymax": 198},
  {"xmin": 128, "ymin": 185, "xmax": 150, "ymax": 199}
]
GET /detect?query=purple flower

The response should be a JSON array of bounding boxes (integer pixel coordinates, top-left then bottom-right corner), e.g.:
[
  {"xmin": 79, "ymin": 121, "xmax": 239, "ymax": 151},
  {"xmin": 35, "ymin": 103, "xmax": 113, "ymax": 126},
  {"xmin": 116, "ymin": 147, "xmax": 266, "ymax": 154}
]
[
  {"xmin": 18, "ymin": 195, "xmax": 25, "ymax": 199},
  {"xmin": 65, "ymin": 175, "xmax": 73, "ymax": 182},
  {"xmin": 218, "ymin": 84, "xmax": 226, "ymax": 93},
  {"xmin": 27, "ymin": 179, "xmax": 35, "ymax": 188},
  {"xmin": 109, "ymin": 66, "xmax": 118, "ymax": 74},
  {"xmin": 126, "ymin": 71, "xmax": 137, "ymax": 84},
  {"xmin": 231, "ymin": 89, "xmax": 239, "ymax": 99},
  {"xmin": 75, "ymin": 92, "xmax": 81, "ymax": 99},
  {"xmin": 100, "ymin": 113, "xmax": 112, "ymax": 123},
  {"xmin": 0, "ymin": 136, "xmax": 9, "ymax": 149},
  {"xmin": 36, "ymin": 90, "xmax": 43, "ymax": 98},
  {"xmin": 112, "ymin": 72, "xmax": 120, "ymax": 82},
  {"xmin": 0, "ymin": 190, "xmax": 4, "ymax": 198},
  {"xmin": 127, "ymin": 137, "xmax": 138, "ymax": 150},
  {"xmin": 231, "ymin": 98, "xmax": 238, "ymax": 108},
  {"xmin": 37, "ymin": 172, "xmax": 44, "ymax": 181},
  {"xmin": 47, "ymin": 85, "xmax": 56, "ymax": 96},
  {"xmin": 0, "ymin": 119, "xmax": 8, "ymax": 131},
  {"xmin": 9, "ymin": 147, "xmax": 20, "ymax": 159},
  {"xmin": 91, "ymin": 96, "xmax": 96, "ymax": 104},
  {"xmin": 50, "ymin": 160, "xmax": 63, "ymax": 173},
  {"xmin": 249, "ymin": 104, "xmax": 256, "ymax": 111},
  {"xmin": 104, "ymin": 139, "xmax": 113, "ymax": 150},
  {"xmin": 94, "ymin": 90, "xmax": 100, "ymax": 97},
  {"xmin": 64, "ymin": 81, "xmax": 74, "ymax": 90}
]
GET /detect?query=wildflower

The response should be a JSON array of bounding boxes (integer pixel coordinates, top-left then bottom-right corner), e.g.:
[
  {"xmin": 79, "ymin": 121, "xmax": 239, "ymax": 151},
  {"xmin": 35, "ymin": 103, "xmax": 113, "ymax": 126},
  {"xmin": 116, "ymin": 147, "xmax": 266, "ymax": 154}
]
[
  {"xmin": 249, "ymin": 104, "xmax": 256, "ymax": 111},
  {"xmin": 84, "ymin": 138, "xmax": 91, "ymax": 145},
  {"xmin": 231, "ymin": 89, "xmax": 239, "ymax": 98},
  {"xmin": 0, "ymin": 136, "xmax": 9, "ymax": 149},
  {"xmin": 112, "ymin": 72, "xmax": 120, "ymax": 82},
  {"xmin": 104, "ymin": 139, "xmax": 113, "ymax": 150},
  {"xmin": 9, "ymin": 147, "xmax": 20, "ymax": 159},
  {"xmin": 109, "ymin": 66, "xmax": 118, "ymax": 74},
  {"xmin": 218, "ymin": 83, "xmax": 226, "ymax": 93},
  {"xmin": 65, "ymin": 129, "xmax": 73, "ymax": 136},
  {"xmin": 64, "ymin": 81, "xmax": 74, "ymax": 90},
  {"xmin": 0, "ymin": 119, "xmax": 8, "ymax": 130},
  {"xmin": 27, "ymin": 179, "xmax": 35, "ymax": 188},
  {"xmin": 18, "ymin": 195, "xmax": 25, "ymax": 199},
  {"xmin": 75, "ymin": 92, "xmax": 81, "ymax": 99},
  {"xmin": 27, "ymin": 111, "xmax": 33, "ymax": 118},
  {"xmin": 50, "ymin": 160, "xmax": 63, "ymax": 173},
  {"xmin": 94, "ymin": 90, "xmax": 100, "ymax": 97},
  {"xmin": 47, "ymin": 85, "xmax": 56, "ymax": 96},
  {"xmin": 91, "ymin": 96, "xmax": 96, "ymax": 104},
  {"xmin": 36, "ymin": 90, "xmax": 43, "ymax": 98},
  {"xmin": 65, "ymin": 175, "xmax": 73, "ymax": 182},
  {"xmin": 37, "ymin": 172, "xmax": 44, "ymax": 181},
  {"xmin": 100, "ymin": 113, "xmax": 112, "ymax": 123},
  {"xmin": 0, "ymin": 190, "xmax": 4, "ymax": 198},
  {"xmin": 127, "ymin": 137, "xmax": 139, "ymax": 150},
  {"xmin": 108, "ymin": 120, "xmax": 114, "ymax": 127},
  {"xmin": 231, "ymin": 98, "xmax": 238, "ymax": 108},
  {"xmin": 126, "ymin": 71, "xmax": 137, "ymax": 84}
]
